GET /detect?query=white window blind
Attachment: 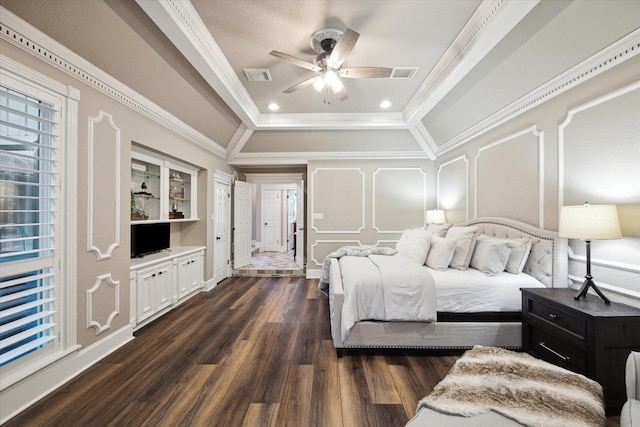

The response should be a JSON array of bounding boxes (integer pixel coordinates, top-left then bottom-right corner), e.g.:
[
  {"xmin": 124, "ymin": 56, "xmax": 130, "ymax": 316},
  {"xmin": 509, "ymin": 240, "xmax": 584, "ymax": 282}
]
[{"xmin": 0, "ymin": 85, "xmax": 60, "ymax": 367}]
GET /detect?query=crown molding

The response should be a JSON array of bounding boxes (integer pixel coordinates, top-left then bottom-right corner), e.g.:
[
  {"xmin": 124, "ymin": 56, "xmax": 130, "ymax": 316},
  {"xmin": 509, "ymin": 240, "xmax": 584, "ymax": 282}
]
[
  {"xmin": 408, "ymin": 123, "xmax": 438, "ymax": 159},
  {"xmin": 228, "ymin": 150, "xmax": 431, "ymax": 166},
  {"xmin": 0, "ymin": 6, "xmax": 227, "ymax": 159},
  {"xmin": 255, "ymin": 112, "xmax": 406, "ymax": 129},
  {"xmin": 438, "ymin": 27, "xmax": 640, "ymax": 156},
  {"xmin": 244, "ymin": 173, "xmax": 304, "ymax": 184},
  {"xmin": 136, "ymin": 0, "xmax": 261, "ymax": 128}
]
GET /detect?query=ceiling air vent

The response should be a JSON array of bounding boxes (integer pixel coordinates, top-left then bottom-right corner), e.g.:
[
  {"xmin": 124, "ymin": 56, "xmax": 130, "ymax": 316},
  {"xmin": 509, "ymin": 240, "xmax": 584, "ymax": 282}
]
[
  {"xmin": 243, "ymin": 68, "xmax": 272, "ymax": 82},
  {"xmin": 390, "ymin": 67, "xmax": 419, "ymax": 79}
]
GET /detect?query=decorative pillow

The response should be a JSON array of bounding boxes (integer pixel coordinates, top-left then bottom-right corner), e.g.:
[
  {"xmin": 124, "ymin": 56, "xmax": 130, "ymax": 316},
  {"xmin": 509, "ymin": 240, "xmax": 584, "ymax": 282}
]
[
  {"xmin": 504, "ymin": 237, "xmax": 533, "ymax": 274},
  {"xmin": 446, "ymin": 226, "xmax": 479, "ymax": 270},
  {"xmin": 425, "ymin": 235, "xmax": 457, "ymax": 270},
  {"xmin": 396, "ymin": 228, "xmax": 432, "ymax": 265},
  {"xmin": 470, "ymin": 236, "xmax": 518, "ymax": 276},
  {"xmin": 426, "ymin": 223, "xmax": 452, "ymax": 237}
]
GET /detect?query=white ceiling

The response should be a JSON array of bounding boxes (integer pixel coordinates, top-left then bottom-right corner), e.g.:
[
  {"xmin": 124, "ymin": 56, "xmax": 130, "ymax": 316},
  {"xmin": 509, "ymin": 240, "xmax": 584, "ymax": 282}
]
[{"xmin": 2, "ymin": 0, "xmax": 639, "ymax": 167}]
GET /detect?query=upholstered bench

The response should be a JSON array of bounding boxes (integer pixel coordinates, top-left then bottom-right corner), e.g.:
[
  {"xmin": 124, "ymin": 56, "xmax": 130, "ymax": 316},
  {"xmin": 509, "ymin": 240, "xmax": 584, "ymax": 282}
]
[{"xmin": 406, "ymin": 346, "xmax": 605, "ymax": 427}]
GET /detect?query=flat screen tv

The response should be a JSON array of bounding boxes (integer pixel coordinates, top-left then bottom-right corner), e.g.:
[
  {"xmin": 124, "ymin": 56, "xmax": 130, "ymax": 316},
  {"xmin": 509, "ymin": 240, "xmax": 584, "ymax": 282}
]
[{"xmin": 131, "ymin": 222, "xmax": 170, "ymax": 258}]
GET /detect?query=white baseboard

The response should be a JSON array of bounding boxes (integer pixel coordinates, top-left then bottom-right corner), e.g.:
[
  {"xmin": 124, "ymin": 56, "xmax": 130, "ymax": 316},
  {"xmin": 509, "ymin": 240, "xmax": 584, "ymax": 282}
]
[
  {"xmin": 306, "ymin": 268, "xmax": 321, "ymax": 279},
  {"xmin": 1, "ymin": 324, "xmax": 134, "ymax": 424},
  {"xmin": 204, "ymin": 277, "xmax": 217, "ymax": 291}
]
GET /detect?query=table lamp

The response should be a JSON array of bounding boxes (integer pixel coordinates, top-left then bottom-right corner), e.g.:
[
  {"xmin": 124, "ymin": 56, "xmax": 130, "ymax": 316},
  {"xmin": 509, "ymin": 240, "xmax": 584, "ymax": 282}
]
[
  {"xmin": 558, "ymin": 202, "xmax": 622, "ymax": 304},
  {"xmin": 426, "ymin": 209, "xmax": 445, "ymax": 224}
]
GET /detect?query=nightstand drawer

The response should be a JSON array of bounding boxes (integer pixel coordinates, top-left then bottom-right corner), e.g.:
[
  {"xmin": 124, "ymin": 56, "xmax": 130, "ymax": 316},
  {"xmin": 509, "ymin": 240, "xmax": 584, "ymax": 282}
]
[
  {"xmin": 529, "ymin": 327, "xmax": 586, "ymax": 374},
  {"xmin": 528, "ymin": 298, "xmax": 585, "ymax": 339}
]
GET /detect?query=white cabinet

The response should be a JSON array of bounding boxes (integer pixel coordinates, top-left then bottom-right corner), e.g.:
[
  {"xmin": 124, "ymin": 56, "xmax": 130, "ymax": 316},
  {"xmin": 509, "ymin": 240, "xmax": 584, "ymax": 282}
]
[
  {"xmin": 131, "ymin": 247, "xmax": 204, "ymax": 329},
  {"xmin": 131, "ymin": 146, "xmax": 199, "ymax": 223},
  {"xmin": 135, "ymin": 259, "xmax": 173, "ymax": 323},
  {"xmin": 177, "ymin": 252, "xmax": 203, "ymax": 300}
]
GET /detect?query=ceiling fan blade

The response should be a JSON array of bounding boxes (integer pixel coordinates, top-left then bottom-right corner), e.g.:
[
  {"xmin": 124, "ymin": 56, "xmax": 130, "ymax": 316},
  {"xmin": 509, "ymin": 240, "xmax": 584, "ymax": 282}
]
[
  {"xmin": 340, "ymin": 67, "xmax": 393, "ymax": 78},
  {"xmin": 283, "ymin": 76, "xmax": 322, "ymax": 94},
  {"xmin": 331, "ymin": 78, "xmax": 349, "ymax": 101},
  {"xmin": 269, "ymin": 50, "xmax": 321, "ymax": 72},
  {"xmin": 327, "ymin": 28, "xmax": 359, "ymax": 69}
]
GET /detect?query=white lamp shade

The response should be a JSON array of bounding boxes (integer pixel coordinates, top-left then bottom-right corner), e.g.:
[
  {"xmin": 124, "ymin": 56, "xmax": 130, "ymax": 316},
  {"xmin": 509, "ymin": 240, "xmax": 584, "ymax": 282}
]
[
  {"xmin": 558, "ymin": 204, "xmax": 622, "ymax": 240},
  {"xmin": 426, "ymin": 209, "xmax": 446, "ymax": 224}
]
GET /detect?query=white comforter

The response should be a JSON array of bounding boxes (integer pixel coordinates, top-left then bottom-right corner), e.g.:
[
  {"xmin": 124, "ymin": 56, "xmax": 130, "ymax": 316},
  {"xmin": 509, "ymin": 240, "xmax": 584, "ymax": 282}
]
[{"xmin": 339, "ymin": 253, "xmax": 437, "ymax": 341}]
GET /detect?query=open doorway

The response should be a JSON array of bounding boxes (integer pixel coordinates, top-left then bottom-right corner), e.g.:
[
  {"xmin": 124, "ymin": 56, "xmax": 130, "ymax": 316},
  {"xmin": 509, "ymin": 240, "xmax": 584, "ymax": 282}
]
[{"xmin": 235, "ymin": 173, "xmax": 305, "ymax": 277}]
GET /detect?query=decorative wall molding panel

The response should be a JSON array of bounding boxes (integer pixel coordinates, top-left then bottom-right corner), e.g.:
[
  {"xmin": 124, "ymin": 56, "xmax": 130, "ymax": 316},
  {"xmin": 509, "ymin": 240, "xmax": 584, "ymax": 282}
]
[
  {"xmin": 87, "ymin": 110, "xmax": 120, "ymax": 261},
  {"xmin": 311, "ymin": 168, "xmax": 365, "ymax": 234},
  {"xmin": 86, "ymin": 274, "xmax": 120, "ymax": 335},
  {"xmin": 558, "ymin": 79, "xmax": 640, "ymax": 208},
  {"xmin": 372, "ymin": 168, "xmax": 427, "ymax": 233},
  {"xmin": 474, "ymin": 126, "xmax": 543, "ymax": 227},
  {"xmin": 311, "ymin": 240, "xmax": 362, "ymax": 267},
  {"xmin": 437, "ymin": 155, "xmax": 469, "ymax": 223}
]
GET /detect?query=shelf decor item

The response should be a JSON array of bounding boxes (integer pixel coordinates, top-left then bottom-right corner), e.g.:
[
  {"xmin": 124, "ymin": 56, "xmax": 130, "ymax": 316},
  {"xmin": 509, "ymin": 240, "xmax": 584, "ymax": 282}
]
[
  {"xmin": 558, "ymin": 202, "xmax": 622, "ymax": 304},
  {"xmin": 170, "ymin": 186, "xmax": 185, "ymax": 200}
]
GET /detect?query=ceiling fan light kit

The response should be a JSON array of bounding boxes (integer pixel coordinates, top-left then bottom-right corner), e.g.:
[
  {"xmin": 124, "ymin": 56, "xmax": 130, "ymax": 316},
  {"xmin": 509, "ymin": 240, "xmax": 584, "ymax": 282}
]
[{"xmin": 270, "ymin": 27, "xmax": 395, "ymax": 102}]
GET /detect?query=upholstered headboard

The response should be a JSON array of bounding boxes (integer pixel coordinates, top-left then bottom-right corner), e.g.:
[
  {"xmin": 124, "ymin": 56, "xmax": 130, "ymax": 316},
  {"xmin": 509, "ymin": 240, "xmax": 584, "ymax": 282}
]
[{"xmin": 459, "ymin": 217, "xmax": 568, "ymax": 288}]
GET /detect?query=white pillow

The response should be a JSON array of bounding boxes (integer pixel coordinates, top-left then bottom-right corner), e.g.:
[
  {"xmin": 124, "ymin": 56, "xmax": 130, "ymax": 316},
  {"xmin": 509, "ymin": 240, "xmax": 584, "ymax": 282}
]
[
  {"xmin": 425, "ymin": 235, "xmax": 457, "ymax": 270},
  {"xmin": 425, "ymin": 223, "xmax": 452, "ymax": 237},
  {"xmin": 504, "ymin": 238, "xmax": 533, "ymax": 274},
  {"xmin": 470, "ymin": 236, "xmax": 518, "ymax": 276},
  {"xmin": 446, "ymin": 226, "xmax": 478, "ymax": 270},
  {"xmin": 396, "ymin": 228, "xmax": 432, "ymax": 265}
]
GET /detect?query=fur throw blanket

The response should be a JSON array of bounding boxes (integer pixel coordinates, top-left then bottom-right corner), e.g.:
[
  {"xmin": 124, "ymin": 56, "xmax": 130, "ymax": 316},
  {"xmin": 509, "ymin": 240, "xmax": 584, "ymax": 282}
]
[
  {"xmin": 419, "ymin": 346, "xmax": 605, "ymax": 427},
  {"xmin": 317, "ymin": 245, "xmax": 397, "ymax": 295}
]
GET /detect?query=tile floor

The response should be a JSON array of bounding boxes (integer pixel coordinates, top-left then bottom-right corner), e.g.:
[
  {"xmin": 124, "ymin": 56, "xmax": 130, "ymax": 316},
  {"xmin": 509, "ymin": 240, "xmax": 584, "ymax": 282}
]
[{"xmin": 233, "ymin": 250, "xmax": 305, "ymax": 277}]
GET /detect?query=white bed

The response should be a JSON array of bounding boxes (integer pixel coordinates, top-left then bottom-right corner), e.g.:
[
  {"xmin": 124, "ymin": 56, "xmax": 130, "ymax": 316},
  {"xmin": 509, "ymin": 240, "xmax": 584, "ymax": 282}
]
[{"xmin": 328, "ymin": 217, "xmax": 567, "ymax": 352}]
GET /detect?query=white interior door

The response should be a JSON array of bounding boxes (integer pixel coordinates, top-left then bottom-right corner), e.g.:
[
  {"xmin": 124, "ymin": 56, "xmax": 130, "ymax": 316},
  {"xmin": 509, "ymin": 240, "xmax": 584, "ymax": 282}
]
[
  {"xmin": 214, "ymin": 180, "xmax": 230, "ymax": 283},
  {"xmin": 295, "ymin": 180, "xmax": 304, "ymax": 268},
  {"xmin": 287, "ymin": 189, "xmax": 296, "ymax": 251},
  {"xmin": 233, "ymin": 180, "xmax": 252, "ymax": 268},
  {"xmin": 262, "ymin": 188, "xmax": 281, "ymax": 252}
]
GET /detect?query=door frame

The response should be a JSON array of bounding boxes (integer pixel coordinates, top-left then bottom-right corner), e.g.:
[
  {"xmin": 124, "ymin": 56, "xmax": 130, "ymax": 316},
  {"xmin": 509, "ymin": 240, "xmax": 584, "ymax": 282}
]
[
  {"xmin": 261, "ymin": 184, "xmax": 296, "ymax": 252},
  {"xmin": 212, "ymin": 171, "xmax": 232, "ymax": 285},
  {"xmin": 245, "ymin": 173, "xmax": 305, "ymax": 267},
  {"xmin": 233, "ymin": 180, "xmax": 253, "ymax": 269}
]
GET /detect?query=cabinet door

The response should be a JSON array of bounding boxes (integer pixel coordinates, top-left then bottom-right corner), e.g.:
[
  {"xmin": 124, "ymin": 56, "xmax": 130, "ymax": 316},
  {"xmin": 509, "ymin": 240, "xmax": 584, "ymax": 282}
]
[
  {"xmin": 177, "ymin": 255, "xmax": 193, "ymax": 299},
  {"xmin": 136, "ymin": 266, "xmax": 156, "ymax": 322},
  {"xmin": 177, "ymin": 254, "xmax": 202, "ymax": 299},
  {"xmin": 131, "ymin": 154, "xmax": 162, "ymax": 222},
  {"xmin": 168, "ymin": 166, "xmax": 197, "ymax": 220},
  {"xmin": 155, "ymin": 261, "xmax": 173, "ymax": 312},
  {"xmin": 189, "ymin": 254, "xmax": 203, "ymax": 292}
]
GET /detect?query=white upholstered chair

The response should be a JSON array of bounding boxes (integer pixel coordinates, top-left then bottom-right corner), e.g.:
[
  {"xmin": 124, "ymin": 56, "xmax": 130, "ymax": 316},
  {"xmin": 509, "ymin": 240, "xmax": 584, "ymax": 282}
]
[{"xmin": 621, "ymin": 351, "xmax": 640, "ymax": 427}]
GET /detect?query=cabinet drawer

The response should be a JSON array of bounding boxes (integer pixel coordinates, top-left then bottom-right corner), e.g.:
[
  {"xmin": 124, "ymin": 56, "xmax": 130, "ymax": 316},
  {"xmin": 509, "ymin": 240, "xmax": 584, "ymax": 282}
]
[
  {"xmin": 528, "ymin": 298, "xmax": 585, "ymax": 339},
  {"xmin": 528, "ymin": 327, "xmax": 586, "ymax": 374}
]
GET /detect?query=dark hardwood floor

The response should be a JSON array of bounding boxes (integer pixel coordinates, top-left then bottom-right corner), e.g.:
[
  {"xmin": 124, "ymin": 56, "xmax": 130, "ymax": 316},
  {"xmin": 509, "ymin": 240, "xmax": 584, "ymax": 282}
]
[{"xmin": 7, "ymin": 277, "xmax": 620, "ymax": 426}]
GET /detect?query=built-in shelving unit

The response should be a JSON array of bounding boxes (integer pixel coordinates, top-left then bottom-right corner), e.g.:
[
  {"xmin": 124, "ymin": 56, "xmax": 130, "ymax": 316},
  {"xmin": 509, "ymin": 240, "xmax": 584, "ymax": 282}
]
[{"xmin": 131, "ymin": 146, "xmax": 199, "ymax": 223}]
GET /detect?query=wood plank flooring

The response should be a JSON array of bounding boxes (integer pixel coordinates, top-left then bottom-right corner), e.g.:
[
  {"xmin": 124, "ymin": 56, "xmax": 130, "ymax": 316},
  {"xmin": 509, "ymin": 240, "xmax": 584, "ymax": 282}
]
[{"xmin": 6, "ymin": 277, "xmax": 621, "ymax": 426}]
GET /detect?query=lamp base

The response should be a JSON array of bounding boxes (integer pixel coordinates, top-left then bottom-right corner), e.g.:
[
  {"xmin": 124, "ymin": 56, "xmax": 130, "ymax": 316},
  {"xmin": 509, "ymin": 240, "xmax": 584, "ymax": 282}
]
[{"xmin": 574, "ymin": 276, "xmax": 611, "ymax": 304}]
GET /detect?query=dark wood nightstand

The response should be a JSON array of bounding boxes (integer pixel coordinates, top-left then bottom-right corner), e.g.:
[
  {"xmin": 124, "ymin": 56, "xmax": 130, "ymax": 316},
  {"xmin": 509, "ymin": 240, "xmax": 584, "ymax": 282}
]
[{"xmin": 522, "ymin": 288, "xmax": 640, "ymax": 408}]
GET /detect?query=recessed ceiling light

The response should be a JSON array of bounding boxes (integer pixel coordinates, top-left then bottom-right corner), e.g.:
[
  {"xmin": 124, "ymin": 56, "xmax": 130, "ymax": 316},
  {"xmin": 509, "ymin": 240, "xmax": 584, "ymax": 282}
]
[
  {"xmin": 267, "ymin": 103, "xmax": 280, "ymax": 111},
  {"xmin": 379, "ymin": 100, "xmax": 392, "ymax": 109}
]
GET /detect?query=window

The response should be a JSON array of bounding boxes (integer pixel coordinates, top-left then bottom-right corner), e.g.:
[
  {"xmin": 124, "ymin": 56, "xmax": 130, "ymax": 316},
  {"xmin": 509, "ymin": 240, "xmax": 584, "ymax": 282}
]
[
  {"xmin": 0, "ymin": 84, "xmax": 59, "ymax": 368},
  {"xmin": 0, "ymin": 61, "xmax": 76, "ymax": 384}
]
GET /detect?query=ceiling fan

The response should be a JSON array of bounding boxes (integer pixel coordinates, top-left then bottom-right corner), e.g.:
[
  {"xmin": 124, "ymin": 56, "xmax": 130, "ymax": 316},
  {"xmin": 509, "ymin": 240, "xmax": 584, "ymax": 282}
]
[{"xmin": 269, "ymin": 28, "xmax": 393, "ymax": 102}]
